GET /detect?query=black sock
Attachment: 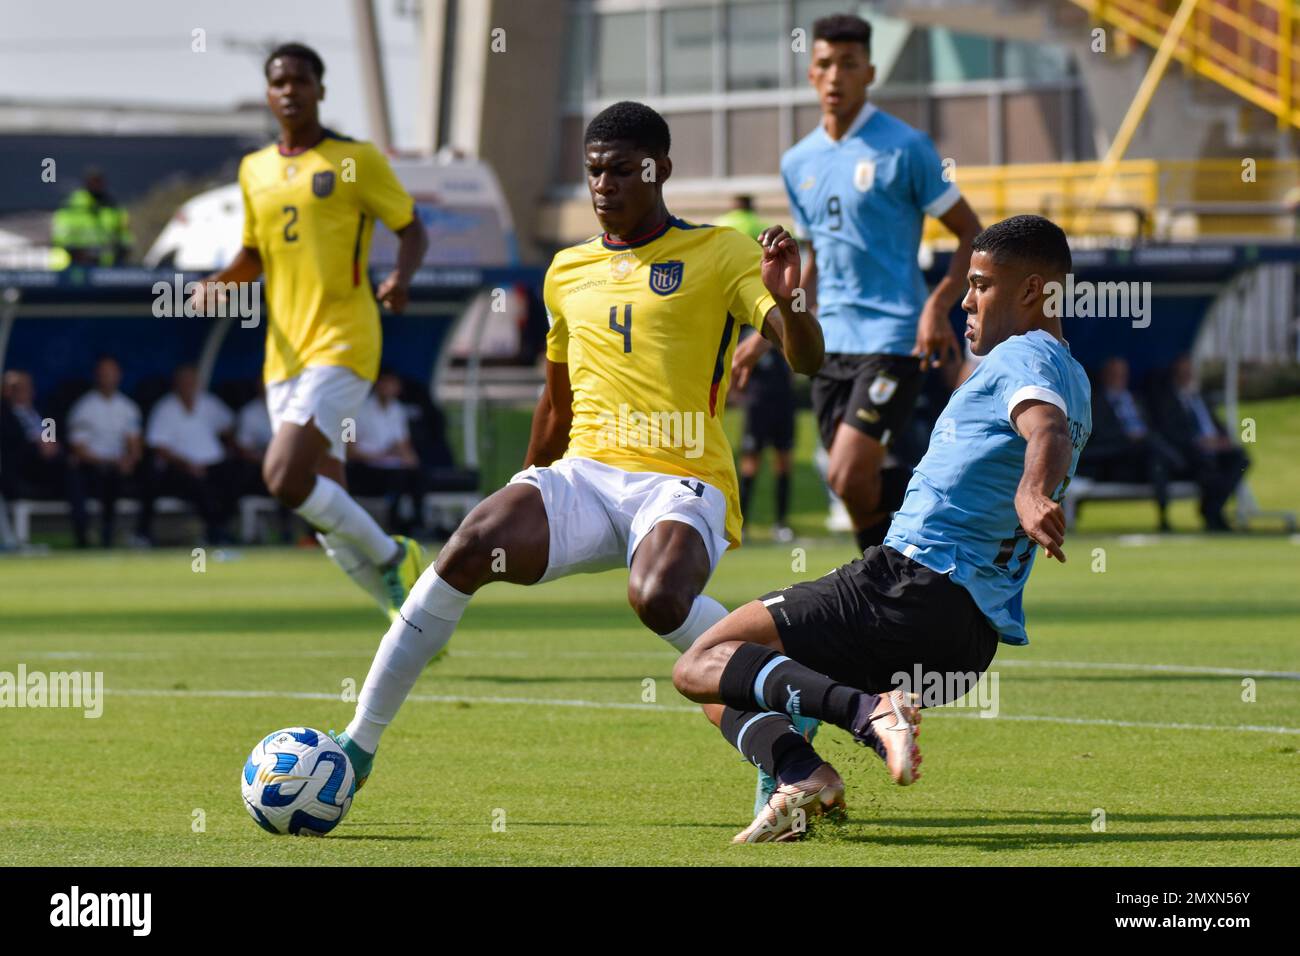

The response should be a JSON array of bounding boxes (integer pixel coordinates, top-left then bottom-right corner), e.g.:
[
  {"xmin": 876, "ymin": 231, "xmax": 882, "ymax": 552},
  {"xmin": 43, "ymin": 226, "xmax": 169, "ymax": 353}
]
[
  {"xmin": 739, "ymin": 474, "xmax": 754, "ymax": 518},
  {"xmin": 775, "ymin": 473, "xmax": 790, "ymax": 525},
  {"xmin": 720, "ymin": 708, "xmax": 822, "ymax": 784},
  {"xmin": 854, "ymin": 518, "xmax": 890, "ymax": 554},
  {"xmin": 718, "ymin": 642, "xmax": 864, "ymax": 731}
]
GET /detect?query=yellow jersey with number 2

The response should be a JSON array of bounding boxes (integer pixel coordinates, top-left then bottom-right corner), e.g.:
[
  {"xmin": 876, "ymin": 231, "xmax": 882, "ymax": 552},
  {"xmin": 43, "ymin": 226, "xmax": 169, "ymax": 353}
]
[
  {"xmin": 238, "ymin": 130, "xmax": 415, "ymax": 385},
  {"xmin": 544, "ymin": 216, "xmax": 776, "ymax": 548}
]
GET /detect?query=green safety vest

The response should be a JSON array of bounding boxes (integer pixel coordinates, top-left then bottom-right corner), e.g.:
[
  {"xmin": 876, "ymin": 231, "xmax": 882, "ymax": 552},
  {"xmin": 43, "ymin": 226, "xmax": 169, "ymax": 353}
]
[
  {"xmin": 51, "ymin": 189, "xmax": 133, "ymax": 267},
  {"xmin": 713, "ymin": 208, "xmax": 768, "ymax": 242}
]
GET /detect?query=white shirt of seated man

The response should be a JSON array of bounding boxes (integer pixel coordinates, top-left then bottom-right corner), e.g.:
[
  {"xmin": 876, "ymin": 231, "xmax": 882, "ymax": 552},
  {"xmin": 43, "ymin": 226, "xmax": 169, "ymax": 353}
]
[
  {"xmin": 352, "ymin": 394, "xmax": 411, "ymax": 469},
  {"xmin": 146, "ymin": 391, "xmax": 234, "ymax": 467},
  {"xmin": 68, "ymin": 390, "xmax": 142, "ymax": 461}
]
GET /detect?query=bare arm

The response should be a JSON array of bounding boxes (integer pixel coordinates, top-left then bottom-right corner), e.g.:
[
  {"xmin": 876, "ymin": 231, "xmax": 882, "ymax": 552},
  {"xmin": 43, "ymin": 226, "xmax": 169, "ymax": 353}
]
[
  {"xmin": 207, "ymin": 247, "xmax": 263, "ymax": 286},
  {"xmin": 190, "ymin": 247, "xmax": 263, "ymax": 313},
  {"xmin": 755, "ymin": 225, "xmax": 824, "ymax": 376},
  {"xmin": 732, "ymin": 238, "xmax": 819, "ymax": 388},
  {"xmin": 375, "ymin": 219, "xmax": 429, "ymax": 314},
  {"xmin": 915, "ymin": 198, "xmax": 981, "ymax": 368},
  {"xmin": 1011, "ymin": 400, "xmax": 1074, "ymax": 563},
  {"xmin": 522, "ymin": 359, "xmax": 574, "ymax": 468}
]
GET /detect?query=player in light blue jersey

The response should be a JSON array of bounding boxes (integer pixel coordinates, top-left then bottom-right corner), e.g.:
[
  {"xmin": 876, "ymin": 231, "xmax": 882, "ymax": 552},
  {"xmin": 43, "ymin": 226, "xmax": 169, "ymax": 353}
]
[
  {"xmin": 731, "ymin": 9, "xmax": 982, "ymax": 816},
  {"xmin": 734, "ymin": 12, "xmax": 981, "ymax": 559},
  {"xmin": 674, "ymin": 216, "xmax": 1091, "ymax": 843}
]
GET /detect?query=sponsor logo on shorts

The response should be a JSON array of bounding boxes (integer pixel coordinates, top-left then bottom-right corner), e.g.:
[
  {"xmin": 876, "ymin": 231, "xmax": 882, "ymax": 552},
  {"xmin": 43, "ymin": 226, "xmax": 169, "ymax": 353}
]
[
  {"xmin": 867, "ymin": 374, "xmax": 898, "ymax": 406},
  {"xmin": 854, "ymin": 406, "xmax": 880, "ymax": 424}
]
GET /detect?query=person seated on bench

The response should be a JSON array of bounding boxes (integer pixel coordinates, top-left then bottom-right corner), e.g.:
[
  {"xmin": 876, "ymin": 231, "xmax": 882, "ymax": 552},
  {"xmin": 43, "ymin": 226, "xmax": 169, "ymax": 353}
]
[
  {"xmin": 65, "ymin": 355, "xmax": 143, "ymax": 548},
  {"xmin": 346, "ymin": 369, "xmax": 424, "ymax": 536},
  {"xmin": 1147, "ymin": 354, "xmax": 1250, "ymax": 533},
  {"xmin": 1078, "ymin": 356, "xmax": 1179, "ymax": 531},
  {"xmin": 139, "ymin": 364, "xmax": 238, "ymax": 546},
  {"xmin": 1, "ymin": 370, "xmax": 65, "ymax": 503}
]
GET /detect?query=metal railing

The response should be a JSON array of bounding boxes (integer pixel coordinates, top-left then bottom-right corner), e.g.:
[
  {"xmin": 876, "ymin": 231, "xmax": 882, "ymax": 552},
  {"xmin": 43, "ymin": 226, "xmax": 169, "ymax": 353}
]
[
  {"xmin": 1070, "ymin": 0, "xmax": 1300, "ymax": 129},
  {"xmin": 924, "ymin": 157, "xmax": 1300, "ymax": 239}
]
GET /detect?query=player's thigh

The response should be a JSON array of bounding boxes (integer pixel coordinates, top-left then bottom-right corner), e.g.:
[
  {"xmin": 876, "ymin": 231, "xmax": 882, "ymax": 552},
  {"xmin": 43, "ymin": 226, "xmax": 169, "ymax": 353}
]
[
  {"xmin": 809, "ymin": 362, "xmax": 853, "ymax": 451},
  {"xmin": 263, "ymin": 420, "xmax": 330, "ymax": 496},
  {"xmin": 840, "ymin": 354, "xmax": 926, "ymax": 453},
  {"xmin": 827, "ymin": 419, "xmax": 886, "ymax": 497},
  {"xmin": 435, "ymin": 481, "xmax": 550, "ymax": 588},
  {"xmin": 506, "ymin": 458, "xmax": 633, "ymax": 584},
  {"xmin": 265, "ymin": 366, "xmax": 368, "ymax": 482}
]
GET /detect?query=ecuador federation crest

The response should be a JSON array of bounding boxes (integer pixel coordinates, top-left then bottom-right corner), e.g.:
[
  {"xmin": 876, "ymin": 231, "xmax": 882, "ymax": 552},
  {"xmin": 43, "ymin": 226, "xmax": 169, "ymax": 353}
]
[
  {"xmin": 312, "ymin": 170, "xmax": 336, "ymax": 197},
  {"xmin": 648, "ymin": 260, "xmax": 684, "ymax": 296}
]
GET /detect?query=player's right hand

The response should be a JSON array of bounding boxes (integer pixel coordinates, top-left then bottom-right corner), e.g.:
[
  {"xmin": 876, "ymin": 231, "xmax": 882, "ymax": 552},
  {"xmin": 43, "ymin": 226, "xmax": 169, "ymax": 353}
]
[{"xmin": 1015, "ymin": 490, "xmax": 1067, "ymax": 563}]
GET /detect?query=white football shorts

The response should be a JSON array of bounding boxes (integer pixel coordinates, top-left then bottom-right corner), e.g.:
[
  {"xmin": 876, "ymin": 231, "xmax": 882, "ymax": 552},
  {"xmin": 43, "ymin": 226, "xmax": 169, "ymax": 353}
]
[
  {"xmin": 266, "ymin": 365, "xmax": 372, "ymax": 462},
  {"xmin": 508, "ymin": 456, "xmax": 730, "ymax": 584}
]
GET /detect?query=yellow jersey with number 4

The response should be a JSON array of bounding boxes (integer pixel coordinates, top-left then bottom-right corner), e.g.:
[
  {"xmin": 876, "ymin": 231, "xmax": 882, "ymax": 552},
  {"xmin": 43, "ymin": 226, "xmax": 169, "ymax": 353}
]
[
  {"xmin": 544, "ymin": 216, "xmax": 776, "ymax": 547},
  {"xmin": 238, "ymin": 131, "xmax": 415, "ymax": 385}
]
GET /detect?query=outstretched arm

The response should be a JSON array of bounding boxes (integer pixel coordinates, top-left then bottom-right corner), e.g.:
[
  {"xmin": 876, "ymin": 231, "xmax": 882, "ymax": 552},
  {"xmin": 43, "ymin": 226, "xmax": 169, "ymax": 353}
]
[
  {"xmin": 1011, "ymin": 400, "xmax": 1074, "ymax": 563},
  {"xmin": 523, "ymin": 359, "xmax": 574, "ymax": 468}
]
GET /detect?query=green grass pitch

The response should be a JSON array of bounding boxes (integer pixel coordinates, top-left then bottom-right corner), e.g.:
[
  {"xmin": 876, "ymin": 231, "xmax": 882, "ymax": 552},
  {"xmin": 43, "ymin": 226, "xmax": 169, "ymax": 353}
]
[{"xmin": 2, "ymin": 530, "xmax": 1297, "ymax": 866}]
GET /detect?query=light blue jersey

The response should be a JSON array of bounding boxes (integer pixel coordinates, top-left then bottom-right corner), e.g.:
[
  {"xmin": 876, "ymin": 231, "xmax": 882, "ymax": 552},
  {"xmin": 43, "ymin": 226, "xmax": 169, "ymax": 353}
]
[
  {"xmin": 884, "ymin": 330, "xmax": 1092, "ymax": 644},
  {"xmin": 781, "ymin": 102, "xmax": 961, "ymax": 356}
]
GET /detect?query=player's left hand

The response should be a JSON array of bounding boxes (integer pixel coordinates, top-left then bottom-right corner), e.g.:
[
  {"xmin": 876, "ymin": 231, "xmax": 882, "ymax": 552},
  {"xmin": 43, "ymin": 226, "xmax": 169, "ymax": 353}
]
[
  {"xmin": 758, "ymin": 225, "xmax": 801, "ymax": 301},
  {"xmin": 1015, "ymin": 490, "xmax": 1067, "ymax": 563},
  {"xmin": 913, "ymin": 301, "xmax": 960, "ymax": 369},
  {"xmin": 376, "ymin": 273, "xmax": 410, "ymax": 313}
]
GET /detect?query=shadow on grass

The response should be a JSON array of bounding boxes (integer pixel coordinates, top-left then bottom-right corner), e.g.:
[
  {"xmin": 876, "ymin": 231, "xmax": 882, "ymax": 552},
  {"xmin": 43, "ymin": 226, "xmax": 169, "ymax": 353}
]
[{"xmin": 830, "ymin": 809, "xmax": 1300, "ymax": 851}]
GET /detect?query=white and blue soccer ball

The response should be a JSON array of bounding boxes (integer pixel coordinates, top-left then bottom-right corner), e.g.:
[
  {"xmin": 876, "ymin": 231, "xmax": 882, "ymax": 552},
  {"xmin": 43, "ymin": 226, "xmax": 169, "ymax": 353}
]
[{"xmin": 241, "ymin": 727, "xmax": 355, "ymax": 836}]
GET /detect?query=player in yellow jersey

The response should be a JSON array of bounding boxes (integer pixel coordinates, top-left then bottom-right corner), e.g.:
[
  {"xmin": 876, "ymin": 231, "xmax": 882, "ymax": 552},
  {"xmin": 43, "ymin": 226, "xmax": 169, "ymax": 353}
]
[
  {"xmin": 195, "ymin": 44, "xmax": 429, "ymax": 620},
  {"xmin": 333, "ymin": 101, "xmax": 823, "ymax": 789}
]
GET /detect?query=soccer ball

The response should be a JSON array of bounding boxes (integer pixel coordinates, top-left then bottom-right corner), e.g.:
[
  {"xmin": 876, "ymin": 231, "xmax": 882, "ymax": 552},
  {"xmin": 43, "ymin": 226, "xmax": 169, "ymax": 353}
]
[{"xmin": 241, "ymin": 727, "xmax": 355, "ymax": 836}]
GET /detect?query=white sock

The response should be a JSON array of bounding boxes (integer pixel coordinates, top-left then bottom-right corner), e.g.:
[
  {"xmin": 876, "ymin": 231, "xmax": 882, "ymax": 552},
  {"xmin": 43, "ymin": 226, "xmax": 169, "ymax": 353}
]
[
  {"xmin": 295, "ymin": 475, "xmax": 400, "ymax": 566},
  {"xmin": 346, "ymin": 570, "xmax": 472, "ymax": 752},
  {"xmin": 660, "ymin": 594, "xmax": 729, "ymax": 653},
  {"xmin": 316, "ymin": 532, "xmax": 387, "ymax": 613}
]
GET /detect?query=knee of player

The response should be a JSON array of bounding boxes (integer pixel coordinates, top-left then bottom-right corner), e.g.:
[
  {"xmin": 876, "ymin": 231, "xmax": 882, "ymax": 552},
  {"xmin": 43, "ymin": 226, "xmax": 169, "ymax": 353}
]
[
  {"xmin": 671, "ymin": 651, "xmax": 704, "ymax": 699},
  {"xmin": 628, "ymin": 579, "xmax": 691, "ymax": 636},
  {"xmin": 263, "ymin": 460, "xmax": 309, "ymax": 508},
  {"xmin": 437, "ymin": 518, "xmax": 502, "ymax": 585},
  {"xmin": 829, "ymin": 464, "xmax": 880, "ymax": 505}
]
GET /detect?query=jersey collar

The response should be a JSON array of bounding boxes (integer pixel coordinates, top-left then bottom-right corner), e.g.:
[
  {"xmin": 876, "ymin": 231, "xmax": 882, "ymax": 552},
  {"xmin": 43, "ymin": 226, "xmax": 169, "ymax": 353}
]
[
  {"xmin": 601, "ymin": 216, "xmax": 677, "ymax": 250},
  {"xmin": 821, "ymin": 101, "xmax": 877, "ymax": 146},
  {"xmin": 277, "ymin": 127, "xmax": 338, "ymax": 157}
]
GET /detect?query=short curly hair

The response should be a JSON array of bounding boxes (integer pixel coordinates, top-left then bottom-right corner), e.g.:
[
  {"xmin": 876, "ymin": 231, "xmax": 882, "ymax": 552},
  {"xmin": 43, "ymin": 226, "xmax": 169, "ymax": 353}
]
[
  {"xmin": 813, "ymin": 13, "xmax": 872, "ymax": 55},
  {"xmin": 972, "ymin": 215, "xmax": 1072, "ymax": 276},
  {"xmin": 265, "ymin": 42, "xmax": 325, "ymax": 82},
  {"xmin": 583, "ymin": 101, "xmax": 671, "ymax": 157}
]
